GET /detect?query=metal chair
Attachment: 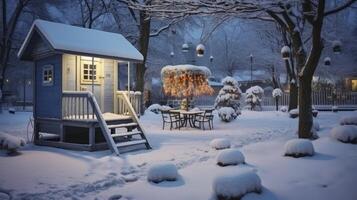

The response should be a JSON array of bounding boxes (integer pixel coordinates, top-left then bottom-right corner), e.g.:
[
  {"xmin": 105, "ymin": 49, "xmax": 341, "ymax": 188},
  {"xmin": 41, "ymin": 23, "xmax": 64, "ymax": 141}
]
[
  {"xmin": 193, "ymin": 108, "xmax": 214, "ymax": 130},
  {"xmin": 160, "ymin": 109, "xmax": 183, "ymax": 130}
]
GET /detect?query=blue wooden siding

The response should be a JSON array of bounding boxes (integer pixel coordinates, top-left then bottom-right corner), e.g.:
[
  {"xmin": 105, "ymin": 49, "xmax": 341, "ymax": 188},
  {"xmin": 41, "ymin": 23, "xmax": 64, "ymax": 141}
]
[{"xmin": 35, "ymin": 54, "xmax": 62, "ymax": 118}]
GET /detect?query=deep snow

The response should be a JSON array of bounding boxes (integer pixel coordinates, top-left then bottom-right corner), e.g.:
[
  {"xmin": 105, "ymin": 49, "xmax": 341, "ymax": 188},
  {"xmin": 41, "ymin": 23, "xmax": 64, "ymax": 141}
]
[{"xmin": 0, "ymin": 110, "xmax": 356, "ymax": 200}]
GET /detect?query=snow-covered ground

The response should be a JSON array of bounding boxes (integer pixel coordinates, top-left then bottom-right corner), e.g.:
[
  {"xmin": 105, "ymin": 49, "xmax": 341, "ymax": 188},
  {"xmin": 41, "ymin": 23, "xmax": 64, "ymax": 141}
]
[{"xmin": 0, "ymin": 110, "xmax": 357, "ymax": 200}]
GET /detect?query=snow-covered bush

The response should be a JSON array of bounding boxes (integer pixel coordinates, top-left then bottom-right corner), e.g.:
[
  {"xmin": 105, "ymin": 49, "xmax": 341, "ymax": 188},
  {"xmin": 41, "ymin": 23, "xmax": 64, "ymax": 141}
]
[
  {"xmin": 213, "ymin": 170, "xmax": 262, "ymax": 200},
  {"xmin": 272, "ymin": 88, "xmax": 282, "ymax": 98},
  {"xmin": 280, "ymin": 106, "xmax": 288, "ymax": 112},
  {"xmin": 272, "ymin": 88, "xmax": 283, "ymax": 111},
  {"xmin": 218, "ymin": 107, "xmax": 237, "ymax": 122},
  {"xmin": 340, "ymin": 115, "xmax": 357, "ymax": 125},
  {"xmin": 245, "ymin": 86, "xmax": 264, "ymax": 111},
  {"xmin": 0, "ymin": 132, "xmax": 26, "ymax": 154},
  {"xmin": 312, "ymin": 109, "xmax": 318, "ymax": 117},
  {"xmin": 284, "ymin": 139, "xmax": 315, "ymax": 157},
  {"xmin": 313, "ymin": 120, "xmax": 320, "ymax": 131},
  {"xmin": 289, "ymin": 109, "xmax": 299, "ymax": 118},
  {"xmin": 210, "ymin": 138, "xmax": 231, "ymax": 150},
  {"xmin": 147, "ymin": 104, "xmax": 162, "ymax": 114},
  {"xmin": 330, "ymin": 125, "xmax": 357, "ymax": 144},
  {"xmin": 214, "ymin": 76, "xmax": 242, "ymax": 122},
  {"xmin": 216, "ymin": 149, "xmax": 245, "ymax": 166},
  {"xmin": 147, "ymin": 162, "xmax": 179, "ymax": 183}
]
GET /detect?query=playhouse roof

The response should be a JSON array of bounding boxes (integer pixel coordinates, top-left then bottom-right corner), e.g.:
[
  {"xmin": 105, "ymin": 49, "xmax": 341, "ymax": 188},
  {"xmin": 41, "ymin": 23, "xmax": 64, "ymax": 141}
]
[{"xmin": 18, "ymin": 19, "xmax": 143, "ymax": 62}]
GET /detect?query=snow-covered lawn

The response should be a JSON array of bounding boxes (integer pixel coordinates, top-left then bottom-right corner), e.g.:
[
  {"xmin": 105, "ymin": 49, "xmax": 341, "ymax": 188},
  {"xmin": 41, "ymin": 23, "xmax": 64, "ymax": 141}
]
[{"xmin": 0, "ymin": 110, "xmax": 357, "ymax": 200}]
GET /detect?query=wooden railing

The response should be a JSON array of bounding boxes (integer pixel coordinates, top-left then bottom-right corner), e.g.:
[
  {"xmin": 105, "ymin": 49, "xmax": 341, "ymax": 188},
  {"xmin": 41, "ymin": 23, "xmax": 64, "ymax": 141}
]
[
  {"xmin": 62, "ymin": 91, "xmax": 96, "ymax": 120},
  {"xmin": 115, "ymin": 91, "xmax": 142, "ymax": 116},
  {"xmin": 115, "ymin": 91, "xmax": 149, "ymax": 143},
  {"xmin": 62, "ymin": 91, "xmax": 120, "ymax": 155}
]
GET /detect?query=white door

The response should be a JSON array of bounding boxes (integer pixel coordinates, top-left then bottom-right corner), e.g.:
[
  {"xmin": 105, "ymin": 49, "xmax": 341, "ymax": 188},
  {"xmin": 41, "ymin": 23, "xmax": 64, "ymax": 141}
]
[{"xmin": 79, "ymin": 57, "xmax": 104, "ymax": 110}]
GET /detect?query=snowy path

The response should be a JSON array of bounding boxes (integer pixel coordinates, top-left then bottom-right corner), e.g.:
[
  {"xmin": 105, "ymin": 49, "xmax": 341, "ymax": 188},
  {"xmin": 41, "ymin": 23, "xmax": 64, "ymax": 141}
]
[{"xmin": 0, "ymin": 111, "xmax": 356, "ymax": 200}]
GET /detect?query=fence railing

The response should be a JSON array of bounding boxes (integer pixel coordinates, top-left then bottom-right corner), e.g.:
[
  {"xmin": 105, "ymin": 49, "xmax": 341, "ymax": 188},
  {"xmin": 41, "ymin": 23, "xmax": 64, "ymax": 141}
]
[
  {"xmin": 261, "ymin": 90, "xmax": 357, "ymax": 106},
  {"xmin": 115, "ymin": 91, "xmax": 142, "ymax": 116}
]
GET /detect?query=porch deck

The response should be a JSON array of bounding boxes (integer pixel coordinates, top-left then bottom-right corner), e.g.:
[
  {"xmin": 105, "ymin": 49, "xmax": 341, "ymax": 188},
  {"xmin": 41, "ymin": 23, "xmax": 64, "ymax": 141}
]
[{"xmin": 35, "ymin": 91, "xmax": 150, "ymax": 155}]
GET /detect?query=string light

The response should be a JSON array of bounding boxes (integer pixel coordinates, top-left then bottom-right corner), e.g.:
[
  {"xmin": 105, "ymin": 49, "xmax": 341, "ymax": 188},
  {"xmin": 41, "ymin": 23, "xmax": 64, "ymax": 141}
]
[{"xmin": 162, "ymin": 69, "xmax": 214, "ymax": 98}]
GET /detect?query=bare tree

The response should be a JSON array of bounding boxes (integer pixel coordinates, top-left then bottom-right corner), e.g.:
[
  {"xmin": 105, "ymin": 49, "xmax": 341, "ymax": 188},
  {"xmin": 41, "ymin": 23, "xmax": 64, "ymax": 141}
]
[
  {"xmin": 0, "ymin": 0, "xmax": 31, "ymax": 112},
  {"xmin": 77, "ymin": 0, "xmax": 111, "ymax": 28},
  {"xmin": 121, "ymin": 0, "xmax": 356, "ymax": 138}
]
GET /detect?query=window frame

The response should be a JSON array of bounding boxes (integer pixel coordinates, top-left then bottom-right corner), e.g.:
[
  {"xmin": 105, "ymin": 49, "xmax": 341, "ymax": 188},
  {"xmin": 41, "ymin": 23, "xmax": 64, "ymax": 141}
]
[
  {"xmin": 80, "ymin": 60, "xmax": 101, "ymax": 85},
  {"xmin": 42, "ymin": 64, "xmax": 54, "ymax": 86}
]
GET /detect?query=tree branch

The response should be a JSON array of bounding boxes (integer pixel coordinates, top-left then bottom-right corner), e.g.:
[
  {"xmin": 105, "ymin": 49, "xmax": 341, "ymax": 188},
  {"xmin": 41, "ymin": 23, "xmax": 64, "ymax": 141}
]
[{"xmin": 324, "ymin": 0, "xmax": 357, "ymax": 16}]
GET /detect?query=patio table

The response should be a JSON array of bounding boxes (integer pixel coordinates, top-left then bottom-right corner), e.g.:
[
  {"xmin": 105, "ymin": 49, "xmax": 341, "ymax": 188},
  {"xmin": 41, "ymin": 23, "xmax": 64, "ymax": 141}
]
[{"xmin": 171, "ymin": 110, "xmax": 204, "ymax": 128}]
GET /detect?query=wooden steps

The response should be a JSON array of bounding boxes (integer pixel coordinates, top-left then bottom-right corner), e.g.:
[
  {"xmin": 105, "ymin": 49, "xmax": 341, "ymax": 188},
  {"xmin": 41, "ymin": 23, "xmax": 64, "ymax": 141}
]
[
  {"xmin": 107, "ymin": 122, "xmax": 138, "ymax": 129},
  {"xmin": 111, "ymin": 130, "xmax": 141, "ymax": 138},
  {"xmin": 107, "ymin": 121, "xmax": 151, "ymax": 152},
  {"xmin": 116, "ymin": 139, "xmax": 147, "ymax": 148}
]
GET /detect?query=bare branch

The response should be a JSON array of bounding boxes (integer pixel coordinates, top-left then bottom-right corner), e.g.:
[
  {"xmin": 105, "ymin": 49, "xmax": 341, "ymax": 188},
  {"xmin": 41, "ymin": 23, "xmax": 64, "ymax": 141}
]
[{"xmin": 324, "ymin": 0, "xmax": 357, "ymax": 16}]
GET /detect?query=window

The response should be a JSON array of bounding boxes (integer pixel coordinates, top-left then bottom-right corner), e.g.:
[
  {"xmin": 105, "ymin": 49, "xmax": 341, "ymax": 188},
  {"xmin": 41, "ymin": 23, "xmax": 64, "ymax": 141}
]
[
  {"xmin": 352, "ymin": 80, "xmax": 357, "ymax": 92},
  {"xmin": 82, "ymin": 64, "xmax": 97, "ymax": 82},
  {"xmin": 43, "ymin": 65, "xmax": 53, "ymax": 86},
  {"xmin": 80, "ymin": 59, "xmax": 101, "ymax": 84}
]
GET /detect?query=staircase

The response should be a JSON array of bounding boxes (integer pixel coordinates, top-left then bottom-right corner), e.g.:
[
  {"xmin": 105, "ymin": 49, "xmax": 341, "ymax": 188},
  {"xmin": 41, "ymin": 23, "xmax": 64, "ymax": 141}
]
[
  {"xmin": 106, "ymin": 120, "xmax": 151, "ymax": 153},
  {"xmin": 62, "ymin": 91, "xmax": 151, "ymax": 156}
]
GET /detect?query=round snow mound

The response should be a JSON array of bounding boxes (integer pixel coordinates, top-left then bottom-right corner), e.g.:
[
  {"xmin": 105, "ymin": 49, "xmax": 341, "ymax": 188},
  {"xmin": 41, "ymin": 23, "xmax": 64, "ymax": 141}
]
[
  {"xmin": 210, "ymin": 138, "xmax": 231, "ymax": 150},
  {"xmin": 284, "ymin": 139, "xmax": 315, "ymax": 157},
  {"xmin": 280, "ymin": 106, "xmax": 288, "ymax": 112},
  {"xmin": 0, "ymin": 132, "xmax": 26, "ymax": 153},
  {"xmin": 330, "ymin": 125, "xmax": 357, "ymax": 144},
  {"xmin": 147, "ymin": 162, "xmax": 178, "ymax": 183},
  {"xmin": 340, "ymin": 115, "xmax": 357, "ymax": 126},
  {"xmin": 289, "ymin": 109, "xmax": 299, "ymax": 118},
  {"xmin": 213, "ymin": 170, "xmax": 262, "ymax": 200},
  {"xmin": 216, "ymin": 149, "xmax": 245, "ymax": 166}
]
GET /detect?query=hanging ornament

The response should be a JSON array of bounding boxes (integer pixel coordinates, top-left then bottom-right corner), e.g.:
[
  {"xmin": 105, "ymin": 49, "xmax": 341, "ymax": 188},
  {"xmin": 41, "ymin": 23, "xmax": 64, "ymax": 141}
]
[
  {"xmin": 210, "ymin": 55, "xmax": 214, "ymax": 62},
  {"xmin": 196, "ymin": 44, "xmax": 205, "ymax": 57},
  {"xmin": 182, "ymin": 43, "xmax": 189, "ymax": 52},
  {"xmin": 281, "ymin": 46, "xmax": 290, "ymax": 60},
  {"xmin": 332, "ymin": 40, "xmax": 342, "ymax": 54},
  {"xmin": 170, "ymin": 51, "xmax": 175, "ymax": 57},
  {"xmin": 324, "ymin": 57, "xmax": 331, "ymax": 66}
]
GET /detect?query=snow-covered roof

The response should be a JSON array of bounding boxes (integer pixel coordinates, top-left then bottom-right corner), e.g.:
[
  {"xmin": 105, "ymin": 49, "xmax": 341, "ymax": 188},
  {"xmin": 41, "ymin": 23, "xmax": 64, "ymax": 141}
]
[{"xmin": 18, "ymin": 19, "xmax": 143, "ymax": 62}]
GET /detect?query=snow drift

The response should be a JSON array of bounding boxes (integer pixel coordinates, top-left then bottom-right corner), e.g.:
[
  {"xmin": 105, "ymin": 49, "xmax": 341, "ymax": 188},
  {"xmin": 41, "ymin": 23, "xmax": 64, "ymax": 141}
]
[{"xmin": 213, "ymin": 170, "xmax": 262, "ymax": 200}]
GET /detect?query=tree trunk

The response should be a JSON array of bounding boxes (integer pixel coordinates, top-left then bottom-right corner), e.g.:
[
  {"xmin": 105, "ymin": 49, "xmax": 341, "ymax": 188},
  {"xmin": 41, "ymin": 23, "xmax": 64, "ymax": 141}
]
[
  {"xmin": 298, "ymin": 77, "xmax": 313, "ymax": 138},
  {"xmin": 289, "ymin": 82, "xmax": 298, "ymax": 111},
  {"xmin": 135, "ymin": 11, "xmax": 150, "ymax": 92},
  {"xmin": 284, "ymin": 59, "xmax": 298, "ymax": 111},
  {"xmin": 135, "ymin": 11, "xmax": 151, "ymax": 113}
]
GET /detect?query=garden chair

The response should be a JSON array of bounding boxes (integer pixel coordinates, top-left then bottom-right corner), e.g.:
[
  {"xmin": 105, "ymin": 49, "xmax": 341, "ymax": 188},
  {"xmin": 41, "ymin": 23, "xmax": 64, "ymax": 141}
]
[
  {"xmin": 160, "ymin": 109, "xmax": 183, "ymax": 130},
  {"xmin": 193, "ymin": 108, "xmax": 214, "ymax": 130}
]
